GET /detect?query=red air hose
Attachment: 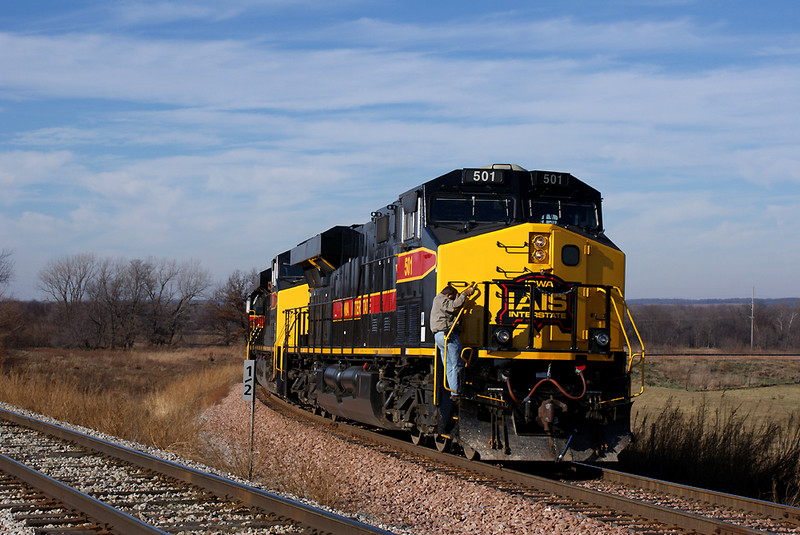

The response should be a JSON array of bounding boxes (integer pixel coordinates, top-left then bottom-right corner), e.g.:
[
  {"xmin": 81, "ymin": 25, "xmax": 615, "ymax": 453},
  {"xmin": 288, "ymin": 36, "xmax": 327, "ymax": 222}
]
[{"xmin": 506, "ymin": 368, "xmax": 587, "ymax": 404}]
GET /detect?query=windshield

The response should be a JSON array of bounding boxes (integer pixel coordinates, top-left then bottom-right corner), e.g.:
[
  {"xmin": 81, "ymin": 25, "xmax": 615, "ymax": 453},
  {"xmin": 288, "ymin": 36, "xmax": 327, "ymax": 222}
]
[
  {"xmin": 430, "ymin": 194, "xmax": 516, "ymax": 224},
  {"xmin": 252, "ymin": 293, "xmax": 267, "ymax": 315},
  {"xmin": 527, "ymin": 199, "xmax": 599, "ymax": 228}
]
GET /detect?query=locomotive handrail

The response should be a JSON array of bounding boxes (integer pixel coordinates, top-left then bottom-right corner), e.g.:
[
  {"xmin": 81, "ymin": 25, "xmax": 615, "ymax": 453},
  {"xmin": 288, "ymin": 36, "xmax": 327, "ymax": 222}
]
[
  {"xmin": 436, "ymin": 284, "xmax": 480, "ymax": 403},
  {"xmin": 275, "ymin": 309, "xmax": 300, "ymax": 376},
  {"xmin": 607, "ymin": 286, "xmax": 645, "ymax": 369},
  {"xmin": 604, "ymin": 286, "xmax": 645, "ymax": 401},
  {"xmin": 483, "ymin": 280, "xmax": 628, "ymax": 355},
  {"xmin": 280, "ymin": 288, "xmax": 395, "ymax": 353},
  {"xmin": 496, "ymin": 240, "xmax": 529, "ymax": 254},
  {"xmin": 496, "ymin": 265, "xmax": 532, "ymax": 277},
  {"xmin": 461, "ymin": 346, "xmax": 475, "ymax": 367}
]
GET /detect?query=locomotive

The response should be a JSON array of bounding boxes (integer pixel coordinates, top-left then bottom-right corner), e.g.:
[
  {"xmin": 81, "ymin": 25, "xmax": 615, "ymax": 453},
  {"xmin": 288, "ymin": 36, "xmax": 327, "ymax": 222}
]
[{"xmin": 246, "ymin": 164, "xmax": 644, "ymax": 462}]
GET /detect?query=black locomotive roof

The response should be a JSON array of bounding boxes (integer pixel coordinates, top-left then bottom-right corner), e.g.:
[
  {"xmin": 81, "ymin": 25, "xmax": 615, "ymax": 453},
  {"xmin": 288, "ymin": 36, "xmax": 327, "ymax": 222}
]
[
  {"xmin": 290, "ymin": 226, "xmax": 361, "ymax": 270},
  {"xmin": 419, "ymin": 164, "xmax": 610, "ymax": 245},
  {"xmin": 424, "ymin": 165, "xmax": 599, "ymax": 199},
  {"xmin": 383, "ymin": 164, "xmax": 605, "ymax": 225},
  {"xmin": 260, "ymin": 164, "xmax": 612, "ymax": 294}
]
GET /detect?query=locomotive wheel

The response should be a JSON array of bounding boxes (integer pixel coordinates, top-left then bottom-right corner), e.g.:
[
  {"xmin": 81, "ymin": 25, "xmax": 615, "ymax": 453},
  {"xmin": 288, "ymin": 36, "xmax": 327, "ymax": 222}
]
[
  {"xmin": 434, "ymin": 434, "xmax": 451, "ymax": 452},
  {"xmin": 410, "ymin": 427, "xmax": 426, "ymax": 446},
  {"xmin": 461, "ymin": 442, "xmax": 480, "ymax": 461}
]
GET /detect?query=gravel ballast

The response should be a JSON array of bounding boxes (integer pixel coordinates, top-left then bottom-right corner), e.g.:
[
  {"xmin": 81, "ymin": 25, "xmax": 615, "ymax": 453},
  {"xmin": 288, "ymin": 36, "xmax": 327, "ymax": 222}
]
[
  {"xmin": 1, "ymin": 390, "xmax": 629, "ymax": 534},
  {"xmin": 200, "ymin": 388, "xmax": 630, "ymax": 534}
]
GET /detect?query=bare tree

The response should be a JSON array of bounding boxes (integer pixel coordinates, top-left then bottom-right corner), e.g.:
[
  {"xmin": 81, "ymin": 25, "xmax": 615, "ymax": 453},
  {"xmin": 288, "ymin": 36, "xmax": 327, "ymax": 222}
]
[
  {"xmin": 37, "ymin": 254, "xmax": 212, "ymax": 348},
  {"xmin": 145, "ymin": 258, "xmax": 212, "ymax": 345},
  {"xmin": 205, "ymin": 269, "xmax": 259, "ymax": 345},
  {"xmin": 37, "ymin": 253, "xmax": 98, "ymax": 346},
  {"xmin": 0, "ymin": 249, "xmax": 19, "ymax": 351},
  {"xmin": 630, "ymin": 301, "xmax": 798, "ymax": 352},
  {"xmin": 762, "ymin": 304, "xmax": 798, "ymax": 350},
  {"xmin": 86, "ymin": 258, "xmax": 149, "ymax": 348},
  {"xmin": 38, "ymin": 253, "xmax": 97, "ymax": 306},
  {"xmin": 0, "ymin": 249, "xmax": 12, "ymax": 298}
]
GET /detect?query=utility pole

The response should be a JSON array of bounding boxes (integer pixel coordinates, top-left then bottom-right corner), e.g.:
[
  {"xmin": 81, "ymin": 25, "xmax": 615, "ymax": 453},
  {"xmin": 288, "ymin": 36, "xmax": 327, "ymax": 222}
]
[{"xmin": 750, "ymin": 287, "xmax": 755, "ymax": 353}]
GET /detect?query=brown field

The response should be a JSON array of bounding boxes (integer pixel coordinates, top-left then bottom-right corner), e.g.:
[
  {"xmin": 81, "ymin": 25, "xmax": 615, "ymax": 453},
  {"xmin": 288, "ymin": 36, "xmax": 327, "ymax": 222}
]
[
  {"xmin": 0, "ymin": 346, "xmax": 238, "ymax": 392},
  {"xmin": 1, "ymin": 348, "xmax": 798, "ymax": 504},
  {"xmin": 632, "ymin": 354, "xmax": 800, "ymax": 425},
  {"xmin": 0, "ymin": 346, "xmax": 243, "ymax": 458},
  {"xmin": 6, "ymin": 349, "xmax": 796, "ymax": 424},
  {"xmin": 625, "ymin": 354, "xmax": 800, "ymax": 504},
  {"xmin": 634, "ymin": 384, "xmax": 800, "ymax": 425}
]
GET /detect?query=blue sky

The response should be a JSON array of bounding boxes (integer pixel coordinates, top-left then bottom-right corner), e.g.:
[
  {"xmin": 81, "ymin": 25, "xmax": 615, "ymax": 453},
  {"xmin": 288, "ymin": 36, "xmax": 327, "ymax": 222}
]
[{"xmin": 1, "ymin": 0, "xmax": 799, "ymax": 300}]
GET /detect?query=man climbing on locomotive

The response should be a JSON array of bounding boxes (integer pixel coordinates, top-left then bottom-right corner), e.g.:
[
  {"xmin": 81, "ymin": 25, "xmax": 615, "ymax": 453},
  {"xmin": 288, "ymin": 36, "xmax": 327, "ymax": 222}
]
[{"xmin": 430, "ymin": 284, "xmax": 475, "ymax": 396}]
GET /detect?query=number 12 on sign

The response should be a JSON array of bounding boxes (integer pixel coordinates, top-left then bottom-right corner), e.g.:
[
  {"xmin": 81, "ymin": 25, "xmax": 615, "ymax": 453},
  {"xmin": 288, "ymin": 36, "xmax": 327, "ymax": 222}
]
[{"xmin": 243, "ymin": 360, "xmax": 255, "ymax": 401}]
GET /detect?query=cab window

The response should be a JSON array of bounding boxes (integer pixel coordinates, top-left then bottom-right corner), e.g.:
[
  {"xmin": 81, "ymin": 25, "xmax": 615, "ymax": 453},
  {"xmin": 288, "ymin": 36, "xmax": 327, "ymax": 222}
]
[
  {"xmin": 252, "ymin": 294, "xmax": 266, "ymax": 315},
  {"xmin": 430, "ymin": 194, "xmax": 515, "ymax": 224},
  {"xmin": 528, "ymin": 199, "xmax": 598, "ymax": 229}
]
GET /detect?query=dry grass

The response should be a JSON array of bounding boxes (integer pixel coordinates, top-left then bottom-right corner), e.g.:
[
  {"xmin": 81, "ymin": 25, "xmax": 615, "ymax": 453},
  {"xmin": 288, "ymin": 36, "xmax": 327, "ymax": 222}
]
[
  {"xmin": 624, "ymin": 399, "xmax": 800, "ymax": 505},
  {"xmin": 199, "ymin": 431, "xmax": 345, "ymax": 506},
  {"xmin": 5, "ymin": 348, "xmax": 800, "ymax": 506},
  {"xmin": 0, "ymin": 347, "xmax": 241, "ymax": 458},
  {"xmin": 623, "ymin": 355, "xmax": 800, "ymax": 505},
  {"xmin": 637, "ymin": 355, "xmax": 800, "ymax": 391},
  {"xmin": 634, "ymin": 384, "xmax": 800, "ymax": 427},
  {"xmin": 0, "ymin": 345, "xmax": 345, "ymax": 504}
]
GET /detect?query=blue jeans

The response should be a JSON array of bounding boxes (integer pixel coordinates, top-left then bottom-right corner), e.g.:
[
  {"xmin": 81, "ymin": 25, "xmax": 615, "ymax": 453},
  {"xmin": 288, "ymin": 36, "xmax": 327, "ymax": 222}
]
[{"xmin": 434, "ymin": 330, "xmax": 463, "ymax": 394}]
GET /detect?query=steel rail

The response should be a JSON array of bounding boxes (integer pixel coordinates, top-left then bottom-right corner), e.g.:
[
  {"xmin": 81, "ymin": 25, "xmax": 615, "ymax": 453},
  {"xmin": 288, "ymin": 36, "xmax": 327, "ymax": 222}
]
[
  {"xmin": 574, "ymin": 462, "xmax": 800, "ymax": 525},
  {"xmin": 0, "ymin": 451, "xmax": 168, "ymax": 535},
  {"xmin": 0, "ymin": 407, "xmax": 393, "ymax": 535},
  {"xmin": 647, "ymin": 353, "xmax": 800, "ymax": 358},
  {"xmin": 262, "ymin": 393, "xmax": 777, "ymax": 535}
]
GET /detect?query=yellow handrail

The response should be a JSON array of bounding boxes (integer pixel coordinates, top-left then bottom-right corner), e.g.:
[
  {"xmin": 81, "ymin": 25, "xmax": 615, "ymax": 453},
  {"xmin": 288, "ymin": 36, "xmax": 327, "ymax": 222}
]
[
  {"xmin": 601, "ymin": 286, "xmax": 645, "ymax": 402},
  {"xmin": 273, "ymin": 311, "xmax": 295, "ymax": 377},
  {"xmin": 435, "ymin": 284, "xmax": 479, "ymax": 403}
]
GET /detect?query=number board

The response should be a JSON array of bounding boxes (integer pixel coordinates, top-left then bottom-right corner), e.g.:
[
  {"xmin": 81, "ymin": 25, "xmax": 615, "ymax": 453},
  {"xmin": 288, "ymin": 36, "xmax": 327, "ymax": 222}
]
[
  {"xmin": 462, "ymin": 168, "xmax": 505, "ymax": 185},
  {"xmin": 532, "ymin": 171, "xmax": 572, "ymax": 187},
  {"xmin": 242, "ymin": 360, "xmax": 256, "ymax": 401}
]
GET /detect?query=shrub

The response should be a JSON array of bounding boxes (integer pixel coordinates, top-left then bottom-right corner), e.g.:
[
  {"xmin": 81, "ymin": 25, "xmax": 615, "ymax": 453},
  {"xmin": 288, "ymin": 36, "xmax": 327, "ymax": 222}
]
[{"xmin": 624, "ymin": 398, "xmax": 800, "ymax": 505}]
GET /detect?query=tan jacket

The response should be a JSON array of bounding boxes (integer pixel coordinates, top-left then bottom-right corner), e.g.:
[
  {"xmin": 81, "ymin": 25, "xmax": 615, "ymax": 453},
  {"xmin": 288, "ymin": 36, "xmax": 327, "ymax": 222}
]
[{"xmin": 430, "ymin": 291, "xmax": 469, "ymax": 334}]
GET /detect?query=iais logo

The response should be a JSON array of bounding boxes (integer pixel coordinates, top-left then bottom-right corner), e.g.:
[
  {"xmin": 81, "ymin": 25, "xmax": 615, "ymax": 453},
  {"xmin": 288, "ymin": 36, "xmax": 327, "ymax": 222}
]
[{"xmin": 495, "ymin": 272, "xmax": 574, "ymax": 332}]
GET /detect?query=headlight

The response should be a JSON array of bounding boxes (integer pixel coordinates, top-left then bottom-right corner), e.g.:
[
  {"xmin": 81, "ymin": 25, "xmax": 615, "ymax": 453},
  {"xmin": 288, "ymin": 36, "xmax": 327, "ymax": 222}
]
[
  {"xmin": 593, "ymin": 331, "xmax": 610, "ymax": 347},
  {"xmin": 495, "ymin": 328, "xmax": 511, "ymax": 344},
  {"xmin": 530, "ymin": 233, "xmax": 550, "ymax": 264}
]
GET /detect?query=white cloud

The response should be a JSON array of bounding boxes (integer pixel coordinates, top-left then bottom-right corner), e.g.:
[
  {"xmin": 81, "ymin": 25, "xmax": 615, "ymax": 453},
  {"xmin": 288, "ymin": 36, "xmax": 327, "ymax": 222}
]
[
  {"xmin": 112, "ymin": 2, "xmax": 234, "ymax": 25},
  {"xmin": 734, "ymin": 146, "xmax": 800, "ymax": 186},
  {"xmin": 0, "ymin": 150, "xmax": 74, "ymax": 187},
  {"xmin": 309, "ymin": 15, "xmax": 723, "ymax": 55},
  {"xmin": 13, "ymin": 125, "xmax": 221, "ymax": 148},
  {"xmin": 1, "ymin": 7, "xmax": 799, "ymax": 299},
  {"xmin": 0, "ymin": 25, "xmax": 791, "ymax": 118},
  {"xmin": 605, "ymin": 187, "xmax": 800, "ymax": 299},
  {"xmin": 109, "ymin": 0, "xmax": 342, "ymax": 26}
]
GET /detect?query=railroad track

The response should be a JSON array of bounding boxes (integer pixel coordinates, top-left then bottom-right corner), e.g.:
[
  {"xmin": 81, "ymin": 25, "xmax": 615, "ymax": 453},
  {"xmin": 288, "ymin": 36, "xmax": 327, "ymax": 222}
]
[
  {"xmin": 647, "ymin": 353, "xmax": 800, "ymax": 359},
  {"xmin": 0, "ymin": 406, "xmax": 393, "ymax": 535},
  {"xmin": 261, "ymin": 391, "xmax": 800, "ymax": 535},
  {"xmin": 572, "ymin": 463, "xmax": 800, "ymax": 531}
]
